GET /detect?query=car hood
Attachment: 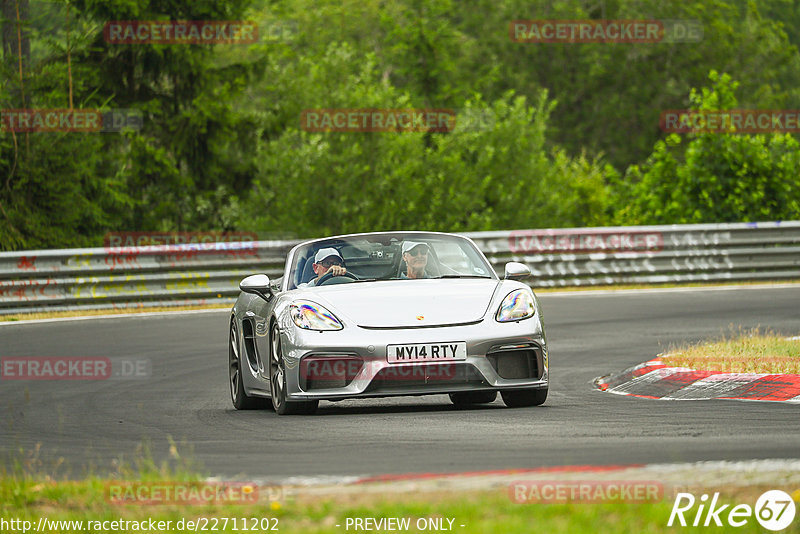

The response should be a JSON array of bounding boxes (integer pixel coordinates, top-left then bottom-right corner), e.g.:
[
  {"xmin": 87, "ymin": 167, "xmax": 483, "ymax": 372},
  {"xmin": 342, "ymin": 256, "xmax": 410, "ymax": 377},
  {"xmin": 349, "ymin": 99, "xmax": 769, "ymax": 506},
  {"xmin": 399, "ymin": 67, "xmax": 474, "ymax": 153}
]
[{"xmin": 309, "ymin": 279, "xmax": 500, "ymax": 328}]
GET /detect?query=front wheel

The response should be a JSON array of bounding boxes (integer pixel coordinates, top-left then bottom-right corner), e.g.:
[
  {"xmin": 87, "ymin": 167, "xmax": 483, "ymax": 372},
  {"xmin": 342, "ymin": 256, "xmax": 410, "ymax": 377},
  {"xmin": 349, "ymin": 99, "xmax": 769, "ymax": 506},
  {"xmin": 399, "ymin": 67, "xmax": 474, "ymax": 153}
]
[
  {"xmin": 501, "ymin": 388, "xmax": 548, "ymax": 408},
  {"xmin": 270, "ymin": 324, "xmax": 319, "ymax": 415}
]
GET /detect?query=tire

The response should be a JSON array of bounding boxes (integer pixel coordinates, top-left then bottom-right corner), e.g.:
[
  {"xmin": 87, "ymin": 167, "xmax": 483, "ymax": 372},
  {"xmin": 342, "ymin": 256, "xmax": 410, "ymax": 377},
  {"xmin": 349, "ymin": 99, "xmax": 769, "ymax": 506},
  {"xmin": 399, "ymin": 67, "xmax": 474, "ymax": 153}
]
[
  {"xmin": 501, "ymin": 388, "xmax": 548, "ymax": 408},
  {"xmin": 449, "ymin": 391, "xmax": 498, "ymax": 406},
  {"xmin": 270, "ymin": 324, "xmax": 319, "ymax": 415},
  {"xmin": 229, "ymin": 321, "xmax": 268, "ymax": 410}
]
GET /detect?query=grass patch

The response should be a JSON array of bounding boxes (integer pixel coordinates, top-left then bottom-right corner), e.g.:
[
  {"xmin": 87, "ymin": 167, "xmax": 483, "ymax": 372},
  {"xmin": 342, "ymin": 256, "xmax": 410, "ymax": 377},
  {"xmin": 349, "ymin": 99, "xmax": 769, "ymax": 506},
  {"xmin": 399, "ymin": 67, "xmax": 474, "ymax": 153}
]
[
  {"xmin": 4, "ymin": 476, "xmax": 800, "ymax": 533},
  {"xmin": 3, "ymin": 443, "xmax": 800, "ymax": 533},
  {"xmin": 662, "ymin": 328, "xmax": 800, "ymax": 374}
]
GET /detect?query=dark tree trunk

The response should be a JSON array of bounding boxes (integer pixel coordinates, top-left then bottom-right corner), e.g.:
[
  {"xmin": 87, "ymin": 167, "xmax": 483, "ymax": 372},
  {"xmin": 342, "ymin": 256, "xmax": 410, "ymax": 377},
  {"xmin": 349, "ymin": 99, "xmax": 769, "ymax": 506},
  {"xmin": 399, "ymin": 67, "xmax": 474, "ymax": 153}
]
[
  {"xmin": 2, "ymin": 0, "xmax": 30, "ymax": 67},
  {"xmin": 2, "ymin": 0, "xmax": 30, "ymax": 109}
]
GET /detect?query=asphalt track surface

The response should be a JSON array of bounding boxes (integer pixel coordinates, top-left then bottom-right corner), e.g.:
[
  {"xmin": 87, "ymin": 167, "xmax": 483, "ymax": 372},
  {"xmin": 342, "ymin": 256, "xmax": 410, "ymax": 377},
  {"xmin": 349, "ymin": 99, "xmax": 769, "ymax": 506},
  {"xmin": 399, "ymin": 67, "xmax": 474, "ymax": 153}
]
[{"xmin": 1, "ymin": 286, "xmax": 799, "ymax": 480}]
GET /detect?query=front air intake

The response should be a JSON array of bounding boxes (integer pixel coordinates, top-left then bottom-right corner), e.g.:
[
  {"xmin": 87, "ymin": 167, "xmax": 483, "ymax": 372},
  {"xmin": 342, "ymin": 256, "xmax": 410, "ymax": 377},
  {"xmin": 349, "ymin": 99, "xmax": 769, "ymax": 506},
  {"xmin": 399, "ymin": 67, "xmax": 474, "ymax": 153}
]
[
  {"xmin": 486, "ymin": 345, "xmax": 542, "ymax": 379},
  {"xmin": 299, "ymin": 356, "xmax": 363, "ymax": 391}
]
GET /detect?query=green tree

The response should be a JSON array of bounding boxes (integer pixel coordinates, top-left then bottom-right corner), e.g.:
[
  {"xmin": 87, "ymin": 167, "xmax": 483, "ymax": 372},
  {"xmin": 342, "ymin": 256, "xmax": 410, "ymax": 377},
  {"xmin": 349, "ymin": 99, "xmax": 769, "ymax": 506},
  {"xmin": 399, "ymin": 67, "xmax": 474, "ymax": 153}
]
[
  {"xmin": 614, "ymin": 71, "xmax": 800, "ymax": 224},
  {"xmin": 238, "ymin": 37, "xmax": 614, "ymax": 237},
  {"xmin": 1, "ymin": 1, "xmax": 132, "ymax": 250},
  {"xmin": 72, "ymin": 0, "xmax": 264, "ymax": 232}
]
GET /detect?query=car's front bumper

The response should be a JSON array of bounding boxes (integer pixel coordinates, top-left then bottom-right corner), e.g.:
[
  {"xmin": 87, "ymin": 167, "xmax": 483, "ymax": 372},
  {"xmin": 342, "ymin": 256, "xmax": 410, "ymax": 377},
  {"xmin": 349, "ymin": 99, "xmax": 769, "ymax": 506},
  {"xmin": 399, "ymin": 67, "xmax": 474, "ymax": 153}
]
[{"xmin": 279, "ymin": 317, "xmax": 548, "ymax": 401}]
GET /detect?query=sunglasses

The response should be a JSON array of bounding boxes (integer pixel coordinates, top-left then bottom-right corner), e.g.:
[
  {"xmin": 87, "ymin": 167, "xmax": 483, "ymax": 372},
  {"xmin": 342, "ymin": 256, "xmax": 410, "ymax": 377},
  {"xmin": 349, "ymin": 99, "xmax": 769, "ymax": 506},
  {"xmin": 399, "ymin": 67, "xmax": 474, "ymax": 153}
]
[
  {"xmin": 406, "ymin": 248, "xmax": 428, "ymax": 257},
  {"xmin": 319, "ymin": 259, "xmax": 343, "ymax": 268}
]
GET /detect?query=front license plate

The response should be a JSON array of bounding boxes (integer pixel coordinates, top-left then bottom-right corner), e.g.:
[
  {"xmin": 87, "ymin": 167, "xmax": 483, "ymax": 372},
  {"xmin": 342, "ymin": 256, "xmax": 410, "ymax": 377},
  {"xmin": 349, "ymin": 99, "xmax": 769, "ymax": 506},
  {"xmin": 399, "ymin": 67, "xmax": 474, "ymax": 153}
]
[{"xmin": 387, "ymin": 342, "xmax": 467, "ymax": 363}]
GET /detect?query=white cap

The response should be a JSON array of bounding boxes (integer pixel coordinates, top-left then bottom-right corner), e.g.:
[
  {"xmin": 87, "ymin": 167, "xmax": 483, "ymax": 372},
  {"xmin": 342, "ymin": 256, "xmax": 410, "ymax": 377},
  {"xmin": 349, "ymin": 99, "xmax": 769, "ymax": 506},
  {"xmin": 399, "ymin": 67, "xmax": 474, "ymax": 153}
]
[
  {"xmin": 402, "ymin": 241, "xmax": 430, "ymax": 254},
  {"xmin": 314, "ymin": 247, "xmax": 343, "ymax": 263}
]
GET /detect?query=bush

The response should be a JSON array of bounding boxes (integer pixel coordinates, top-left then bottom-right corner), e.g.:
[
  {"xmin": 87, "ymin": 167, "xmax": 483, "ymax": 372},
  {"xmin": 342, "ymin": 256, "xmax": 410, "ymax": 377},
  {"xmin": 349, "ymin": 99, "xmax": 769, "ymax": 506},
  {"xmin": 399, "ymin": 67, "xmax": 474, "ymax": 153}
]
[{"xmin": 615, "ymin": 71, "xmax": 800, "ymax": 225}]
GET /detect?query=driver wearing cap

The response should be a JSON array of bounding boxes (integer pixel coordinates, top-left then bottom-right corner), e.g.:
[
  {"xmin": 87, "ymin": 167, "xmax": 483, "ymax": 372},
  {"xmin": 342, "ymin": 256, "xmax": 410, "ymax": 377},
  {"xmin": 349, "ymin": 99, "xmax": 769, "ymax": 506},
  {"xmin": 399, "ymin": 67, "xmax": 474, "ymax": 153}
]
[
  {"xmin": 401, "ymin": 241, "xmax": 431, "ymax": 279},
  {"xmin": 304, "ymin": 247, "xmax": 347, "ymax": 287}
]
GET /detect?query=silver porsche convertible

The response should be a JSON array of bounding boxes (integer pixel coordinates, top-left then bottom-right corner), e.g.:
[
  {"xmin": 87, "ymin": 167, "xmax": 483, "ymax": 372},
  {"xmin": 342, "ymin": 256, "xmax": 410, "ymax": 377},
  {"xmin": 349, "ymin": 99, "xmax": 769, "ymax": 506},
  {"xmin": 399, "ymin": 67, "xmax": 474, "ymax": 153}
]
[{"xmin": 228, "ymin": 231, "xmax": 549, "ymax": 414}]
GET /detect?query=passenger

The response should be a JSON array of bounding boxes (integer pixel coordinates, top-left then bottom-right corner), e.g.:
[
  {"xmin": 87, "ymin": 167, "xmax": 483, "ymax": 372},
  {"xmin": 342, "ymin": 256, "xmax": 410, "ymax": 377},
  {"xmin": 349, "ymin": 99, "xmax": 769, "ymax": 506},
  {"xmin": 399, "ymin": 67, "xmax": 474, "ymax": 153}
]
[{"xmin": 401, "ymin": 241, "xmax": 431, "ymax": 279}]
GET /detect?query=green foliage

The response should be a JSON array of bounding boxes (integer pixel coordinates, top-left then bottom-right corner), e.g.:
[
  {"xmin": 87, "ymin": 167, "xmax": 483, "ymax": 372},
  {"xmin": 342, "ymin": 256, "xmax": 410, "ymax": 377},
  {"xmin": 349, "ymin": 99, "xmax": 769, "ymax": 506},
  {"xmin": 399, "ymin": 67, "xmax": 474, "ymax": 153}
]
[
  {"xmin": 615, "ymin": 71, "xmax": 800, "ymax": 224},
  {"xmin": 280, "ymin": 0, "xmax": 800, "ymax": 169},
  {"xmin": 0, "ymin": 2, "xmax": 132, "ymax": 250},
  {"xmin": 1, "ymin": 0, "xmax": 262, "ymax": 250},
  {"xmin": 0, "ymin": 132, "xmax": 133, "ymax": 250},
  {"xmin": 3, "ymin": 0, "xmax": 800, "ymax": 250},
  {"xmin": 238, "ymin": 41, "xmax": 614, "ymax": 238}
]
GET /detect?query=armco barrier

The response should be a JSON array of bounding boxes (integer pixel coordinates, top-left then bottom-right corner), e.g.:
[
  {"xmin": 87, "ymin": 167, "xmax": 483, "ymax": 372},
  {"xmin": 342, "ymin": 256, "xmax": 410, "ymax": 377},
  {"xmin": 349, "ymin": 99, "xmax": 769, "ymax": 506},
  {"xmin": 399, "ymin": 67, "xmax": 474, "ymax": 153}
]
[
  {"xmin": 0, "ymin": 222, "xmax": 798, "ymax": 314},
  {"xmin": 0, "ymin": 241, "xmax": 295, "ymax": 314},
  {"xmin": 468, "ymin": 221, "xmax": 800, "ymax": 287}
]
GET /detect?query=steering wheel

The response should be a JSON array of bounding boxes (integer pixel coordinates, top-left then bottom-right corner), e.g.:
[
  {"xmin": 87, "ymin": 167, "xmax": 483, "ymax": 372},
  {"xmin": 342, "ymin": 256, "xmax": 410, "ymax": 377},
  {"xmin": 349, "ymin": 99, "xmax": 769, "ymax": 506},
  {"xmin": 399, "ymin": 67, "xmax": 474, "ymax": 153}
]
[{"xmin": 316, "ymin": 270, "xmax": 359, "ymax": 286}]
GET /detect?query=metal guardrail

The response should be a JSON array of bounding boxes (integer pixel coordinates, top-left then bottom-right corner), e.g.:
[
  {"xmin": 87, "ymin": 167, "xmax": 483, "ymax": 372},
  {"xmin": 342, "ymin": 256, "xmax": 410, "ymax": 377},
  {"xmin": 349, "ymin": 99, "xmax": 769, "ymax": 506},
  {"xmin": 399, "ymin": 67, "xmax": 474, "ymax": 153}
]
[
  {"xmin": 469, "ymin": 221, "xmax": 800, "ymax": 287},
  {"xmin": 0, "ymin": 241, "xmax": 294, "ymax": 314},
  {"xmin": 1, "ymin": 222, "xmax": 798, "ymax": 314}
]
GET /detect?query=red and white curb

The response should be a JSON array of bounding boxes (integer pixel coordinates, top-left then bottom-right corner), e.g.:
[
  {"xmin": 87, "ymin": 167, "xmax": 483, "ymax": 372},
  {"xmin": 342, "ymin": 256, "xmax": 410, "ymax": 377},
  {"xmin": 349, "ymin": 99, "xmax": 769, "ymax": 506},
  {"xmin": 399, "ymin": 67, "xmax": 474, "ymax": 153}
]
[{"xmin": 595, "ymin": 357, "xmax": 800, "ymax": 403}]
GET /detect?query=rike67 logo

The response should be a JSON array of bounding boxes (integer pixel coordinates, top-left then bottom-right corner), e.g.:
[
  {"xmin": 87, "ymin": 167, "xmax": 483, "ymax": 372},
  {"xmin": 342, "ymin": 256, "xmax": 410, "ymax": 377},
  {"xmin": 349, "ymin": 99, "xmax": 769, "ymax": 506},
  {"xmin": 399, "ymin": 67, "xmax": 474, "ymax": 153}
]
[{"xmin": 668, "ymin": 490, "xmax": 796, "ymax": 530}]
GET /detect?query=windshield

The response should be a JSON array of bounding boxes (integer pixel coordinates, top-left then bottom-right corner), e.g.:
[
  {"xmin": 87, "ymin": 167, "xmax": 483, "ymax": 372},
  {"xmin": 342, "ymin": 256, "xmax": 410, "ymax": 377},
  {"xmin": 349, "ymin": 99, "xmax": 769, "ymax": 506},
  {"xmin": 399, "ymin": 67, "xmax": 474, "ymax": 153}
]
[{"xmin": 286, "ymin": 233, "xmax": 495, "ymax": 290}]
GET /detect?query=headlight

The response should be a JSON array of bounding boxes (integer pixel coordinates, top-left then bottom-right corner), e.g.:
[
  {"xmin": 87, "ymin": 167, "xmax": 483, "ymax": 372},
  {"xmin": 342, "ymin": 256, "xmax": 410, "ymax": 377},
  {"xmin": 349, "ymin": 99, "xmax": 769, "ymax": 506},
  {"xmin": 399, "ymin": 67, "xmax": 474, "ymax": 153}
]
[
  {"xmin": 290, "ymin": 300, "xmax": 343, "ymax": 331},
  {"xmin": 495, "ymin": 289, "xmax": 536, "ymax": 322}
]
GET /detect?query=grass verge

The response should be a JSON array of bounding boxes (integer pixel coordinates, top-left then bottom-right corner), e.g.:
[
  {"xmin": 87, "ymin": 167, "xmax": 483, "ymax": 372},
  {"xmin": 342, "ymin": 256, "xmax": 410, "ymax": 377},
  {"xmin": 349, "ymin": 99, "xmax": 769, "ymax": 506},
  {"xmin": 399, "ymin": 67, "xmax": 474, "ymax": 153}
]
[
  {"xmin": 4, "ymin": 444, "xmax": 800, "ymax": 533},
  {"xmin": 4, "ymin": 476, "xmax": 800, "ymax": 533},
  {"xmin": 662, "ymin": 328, "xmax": 800, "ymax": 374}
]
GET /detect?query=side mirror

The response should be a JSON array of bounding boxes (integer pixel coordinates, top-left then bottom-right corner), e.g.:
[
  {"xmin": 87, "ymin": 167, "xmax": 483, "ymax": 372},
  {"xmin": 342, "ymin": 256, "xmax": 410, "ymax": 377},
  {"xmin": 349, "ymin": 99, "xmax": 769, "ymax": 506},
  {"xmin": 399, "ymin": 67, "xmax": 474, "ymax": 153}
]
[
  {"xmin": 504, "ymin": 262, "xmax": 531, "ymax": 280},
  {"xmin": 239, "ymin": 274, "xmax": 272, "ymax": 301}
]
